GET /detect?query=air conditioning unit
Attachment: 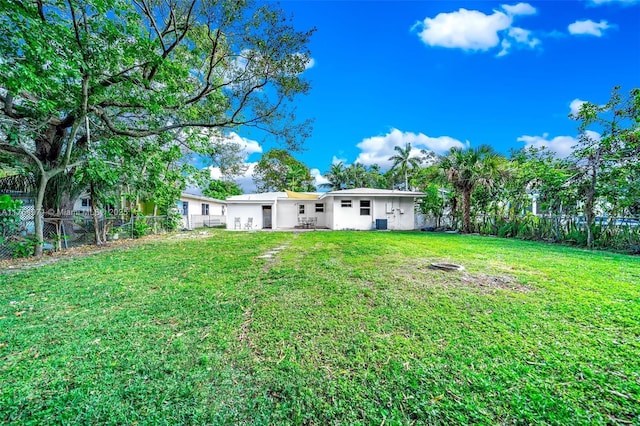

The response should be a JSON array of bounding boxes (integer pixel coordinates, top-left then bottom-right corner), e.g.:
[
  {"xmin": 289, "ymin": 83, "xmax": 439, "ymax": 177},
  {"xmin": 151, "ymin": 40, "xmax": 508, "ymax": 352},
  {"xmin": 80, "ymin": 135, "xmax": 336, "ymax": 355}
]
[{"xmin": 376, "ymin": 219, "xmax": 388, "ymax": 230}]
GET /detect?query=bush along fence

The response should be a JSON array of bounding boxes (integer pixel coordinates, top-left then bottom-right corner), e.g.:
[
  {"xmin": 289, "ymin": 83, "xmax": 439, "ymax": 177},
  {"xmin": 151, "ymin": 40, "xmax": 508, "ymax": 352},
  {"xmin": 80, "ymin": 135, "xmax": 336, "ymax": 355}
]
[
  {"xmin": 474, "ymin": 214, "xmax": 640, "ymax": 254},
  {"xmin": 0, "ymin": 208, "xmax": 178, "ymax": 259}
]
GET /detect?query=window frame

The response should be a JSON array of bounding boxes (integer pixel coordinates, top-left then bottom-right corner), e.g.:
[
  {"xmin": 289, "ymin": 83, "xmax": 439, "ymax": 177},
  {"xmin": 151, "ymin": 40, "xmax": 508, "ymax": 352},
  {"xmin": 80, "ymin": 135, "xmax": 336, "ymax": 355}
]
[
  {"xmin": 360, "ymin": 200, "xmax": 371, "ymax": 216},
  {"xmin": 299, "ymin": 204, "xmax": 305, "ymax": 215},
  {"xmin": 315, "ymin": 203, "xmax": 324, "ymax": 213},
  {"xmin": 202, "ymin": 203, "xmax": 210, "ymax": 215},
  {"xmin": 341, "ymin": 200, "xmax": 352, "ymax": 208}
]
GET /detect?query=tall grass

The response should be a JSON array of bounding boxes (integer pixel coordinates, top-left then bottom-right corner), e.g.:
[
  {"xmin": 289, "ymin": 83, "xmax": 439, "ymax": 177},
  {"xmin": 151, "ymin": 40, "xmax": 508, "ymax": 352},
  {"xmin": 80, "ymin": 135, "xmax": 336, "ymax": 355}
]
[{"xmin": 474, "ymin": 215, "xmax": 640, "ymax": 253}]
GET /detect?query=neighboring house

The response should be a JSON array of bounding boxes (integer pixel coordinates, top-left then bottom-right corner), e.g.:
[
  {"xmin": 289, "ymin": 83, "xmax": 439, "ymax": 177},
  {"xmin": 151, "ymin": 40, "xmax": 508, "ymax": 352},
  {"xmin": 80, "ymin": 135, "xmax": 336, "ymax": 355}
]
[
  {"xmin": 72, "ymin": 191, "xmax": 226, "ymax": 229},
  {"xmin": 226, "ymin": 188, "xmax": 423, "ymax": 231},
  {"xmin": 178, "ymin": 192, "xmax": 226, "ymax": 229},
  {"xmin": 73, "ymin": 193, "xmax": 93, "ymax": 214},
  {"xmin": 0, "ymin": 190, "xmax": 35, "ymax": 234}
]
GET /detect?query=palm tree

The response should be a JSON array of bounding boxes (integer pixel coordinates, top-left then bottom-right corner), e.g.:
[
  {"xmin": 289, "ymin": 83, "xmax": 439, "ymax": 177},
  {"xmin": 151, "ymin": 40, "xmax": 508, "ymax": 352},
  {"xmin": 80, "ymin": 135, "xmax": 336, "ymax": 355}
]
[
  {"xmin": 366, "ymin": 164, "xmax": 387, "ymax": 189},
  {"xmin": 440, "ymin": 145, "xmax": 503, "ymax": 233},
  {"xmin": 321, "ymin": 162, "xmax": 347, "ymax": 190},
  {"xmin": 346, "ymin": 162, "xmax": 368, "ymax": 188},
  {"xmin": 389, "ymin": 143, "xmax": 421, "ymax": 190}
]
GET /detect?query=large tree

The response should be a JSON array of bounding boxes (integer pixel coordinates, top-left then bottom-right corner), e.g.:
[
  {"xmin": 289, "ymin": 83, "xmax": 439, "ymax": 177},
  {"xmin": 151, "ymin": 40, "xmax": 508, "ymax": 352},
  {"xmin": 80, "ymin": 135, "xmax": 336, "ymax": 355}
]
[
  {"xmin": 389, "ymin": 143, "xmax": 421, "ymax": 190},
  {"xmin": 0, "ymin": 0, "xmax": 314, "ymax": 256},
  {"xmin": 253, "ymin": 149, "xmax": 314, "ymax": 192},
  {"xmin": 321, "ymin": 162, "xmax": 347, "ymax": 191},
  {"xmin": 203, "ymin": 179, "xmax": 242, "ymax": 200},
  {"xmin": 571, "ymin": 86, "xmax": 639, "ymax": 248},
  {"xmin": 440, "ymin": 145, "xmax": 503, "ymax": 233}
]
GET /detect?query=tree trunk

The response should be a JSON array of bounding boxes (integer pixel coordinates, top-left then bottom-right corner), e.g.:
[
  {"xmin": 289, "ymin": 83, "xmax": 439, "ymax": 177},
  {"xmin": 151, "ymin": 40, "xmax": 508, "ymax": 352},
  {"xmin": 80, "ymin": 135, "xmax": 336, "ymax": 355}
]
[
  {"xmin": 585, "ymin": 181, "xmax": 596, "ymax": 249},
  {"xmin": 57, "ymin": 190, "xmax": 77, "ymax": 245},
  {"xmin": 33, "ymin": 173, "xmax": 49, "ymax": 257},
  {"xmin": 462, "ymin": 190, "xmax": 472, "ymax": 233},
  {"xmin": 90, "ymin": 183, "xmax": 102, "ymax": 245}
]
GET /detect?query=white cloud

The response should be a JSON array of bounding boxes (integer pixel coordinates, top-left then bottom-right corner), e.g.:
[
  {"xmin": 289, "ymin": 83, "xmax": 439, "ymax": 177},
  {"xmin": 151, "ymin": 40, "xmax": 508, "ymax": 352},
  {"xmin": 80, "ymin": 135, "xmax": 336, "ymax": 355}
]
[
  {"xmin": 568, "ymin": 19, "xmax": 611, "ymax": 36},
  {"xmin": 517, "ymin": 130, "xmax": 600, "ymax": 158},
  {"xmin": 588, "ymin": 0, "xmax": 639, "ymax": 5},
  {"xmin": 305, "ymin": 57, "xmax": 316, "ymax": 70},
  {"xmin": 355, "ymin": 128, "xmax": 467, "ymax": 168},
  {"xmin": 332, "ymin": 155, "xmax": 347, "ymax": 165},
  {"xmin": 507, "ymin": 27, "xmax": 540, "ymax": 47},
  {"xmin": 502, "ymin": 3, "xmax": 537, "ymax": 16},
  {"xmin": 569, "ymin": 98, "xmax": 587, "ymax": 117},
  {"xmin": 518, "ymin": 134, "xmax": 577, "ymax": 158},
  {"xmin": 291, "ymin": 52, "xmax": 315, "ymax": 71},
  {"xmin": 207, "ymin": 162, "xmax": 258, "ymax": 193},
  {"xmin": 413, "ymin": 3, "xmax": 540, "ymax": 56},
  {"xmin": 310, "ymin": 168, "xmax": 329, "ymax": 188},
  {"xmin": 223, "ymin": 132, "xmax": 263, "ymax": 156}
]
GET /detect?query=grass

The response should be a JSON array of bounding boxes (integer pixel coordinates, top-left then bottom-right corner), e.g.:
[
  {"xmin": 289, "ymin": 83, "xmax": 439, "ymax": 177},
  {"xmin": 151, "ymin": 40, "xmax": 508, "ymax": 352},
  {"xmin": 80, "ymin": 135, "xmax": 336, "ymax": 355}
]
[{"xmin": 1, "ymin": 230, "xmax": 639, "ymax": 425}]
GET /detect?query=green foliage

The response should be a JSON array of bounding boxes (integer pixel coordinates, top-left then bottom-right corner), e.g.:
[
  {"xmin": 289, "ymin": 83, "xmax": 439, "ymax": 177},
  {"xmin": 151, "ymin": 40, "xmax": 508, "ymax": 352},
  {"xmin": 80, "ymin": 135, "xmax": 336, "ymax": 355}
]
[
  {"xmin": 419, "ymin": 183, "xmax": 444, "ymax": 220},
  {"xmin": 203, "ymin": 180, "xmax": 243, "ymax": 200},
  {"xmin": 253, "ymin": 149, "xmax": 315, "ymax": 192},
  {"xmin": 1, "ymin": 231, "xmax": 639, "ymax": 423},
  {"xmin": 9, "ymin": 235, "xmax": 38, "ymax": 258},
  {"xmin": 0, "ymin": 195, "xmax": 22, "ymax": 240},
  {"xmin": 440, "ymin": 145, "xmax": 505, "ymax": 233},
  {"xmin": 1, "ymin": 0, "xmax": 314, "ymax": 255},
  {"xmin": 571, "ymin": 86, "xmax": 639, "ymax": 247},
  {"xmin": 321, "ymin": 162, "xmax": 389, "ymax": 190},
  {"xmin": 132, "ymin": 218, "xmax": 150, "ymax": 238},
  {"xmin": 388, "ymin": 143, "xmax": 422, "ymax": 190},
  {"xmin": 165, "ymin": 209, "xmax": 183, "ymax": 232}
]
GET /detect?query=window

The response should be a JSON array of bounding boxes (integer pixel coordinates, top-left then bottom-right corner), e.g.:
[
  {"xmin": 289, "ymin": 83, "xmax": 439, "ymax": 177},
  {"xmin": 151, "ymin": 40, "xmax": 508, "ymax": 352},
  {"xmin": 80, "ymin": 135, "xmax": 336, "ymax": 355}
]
[
  {"xmin": 299, "ymin": 204, "xmax": 305, "ymax": 214},
  {"xmin": 315, "ymin": 203, "xmax": 324, "ymax": 213},
  {"xmin": 341, "ymin": 200, "xmax": 352, "ymax": 208},
  {"xmin": 360, "ymin": 200, "xmax": 371, "ymax": 216},
  {"xmin": 81, "ymin": 198, "xmax": 90, "ymax": 207},
  {"xmin": 182, "ymin": 201, "xmax": 189, "ymax": 216},
  {"xmin": 202, "ymin": 203, "xmax": 209, "ymax": 215}
]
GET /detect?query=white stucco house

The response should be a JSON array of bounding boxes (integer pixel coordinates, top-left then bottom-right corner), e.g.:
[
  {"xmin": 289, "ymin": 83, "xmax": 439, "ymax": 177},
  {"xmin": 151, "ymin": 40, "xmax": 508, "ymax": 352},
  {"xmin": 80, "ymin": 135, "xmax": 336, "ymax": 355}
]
[
  {"xmin": 226, "ymin": 188, "xmax": 424, "ymax": 231},
  {"xmin": 71, "ymin": 191, "xmax": 226, "ymax": 229},
  {"xmin": 177, "ymin": 192, "xmax": 226, "ymax": 229}
]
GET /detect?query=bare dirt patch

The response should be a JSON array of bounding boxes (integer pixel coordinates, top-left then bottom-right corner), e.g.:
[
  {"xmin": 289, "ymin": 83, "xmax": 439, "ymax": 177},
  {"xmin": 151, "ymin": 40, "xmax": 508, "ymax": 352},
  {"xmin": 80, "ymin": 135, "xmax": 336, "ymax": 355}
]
[
  {"xmin": 457, "ymin": 272, "xmax": 531, "ymax": 293},
  {"xmin": 409, "ymin": 262, "xmax": 532, "ymax": 293},
  {"xmin": 0, "ymin": 233, "xmax": 172, "ymax": 274}
]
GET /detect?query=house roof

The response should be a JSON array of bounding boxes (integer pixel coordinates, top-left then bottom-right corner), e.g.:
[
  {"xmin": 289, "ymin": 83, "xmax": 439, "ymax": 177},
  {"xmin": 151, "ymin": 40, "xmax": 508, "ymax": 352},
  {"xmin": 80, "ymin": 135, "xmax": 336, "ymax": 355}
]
[
  {"xmin": 226, "ymin": 192, "xmax": 287, "ymax": 202},
  {"xmin": 322, "ymin": 188, "xmax": 424, "ymax": 197},
  {"xmin": 180, "ymin": 192, "xmax": 226, "ymax": 204},
  {"xmin": 226, "ymin": 188, "xmax": 424, "ymax": 204}
]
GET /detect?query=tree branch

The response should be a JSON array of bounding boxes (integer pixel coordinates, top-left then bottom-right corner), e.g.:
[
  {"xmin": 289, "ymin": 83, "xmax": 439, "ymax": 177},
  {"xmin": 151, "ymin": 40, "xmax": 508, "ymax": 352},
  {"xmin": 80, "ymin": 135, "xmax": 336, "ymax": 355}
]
[{"xmin": 135, "ymin": 0, "xmax": 166, "ymax": 51}]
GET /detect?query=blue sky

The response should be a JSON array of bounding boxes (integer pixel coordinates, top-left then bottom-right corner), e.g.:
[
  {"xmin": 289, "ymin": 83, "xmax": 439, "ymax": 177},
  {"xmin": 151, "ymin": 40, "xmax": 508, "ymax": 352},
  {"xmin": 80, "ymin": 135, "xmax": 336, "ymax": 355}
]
[{"xmin": 212, "ymin": 0, "xmax": 640, "ymax": 191}]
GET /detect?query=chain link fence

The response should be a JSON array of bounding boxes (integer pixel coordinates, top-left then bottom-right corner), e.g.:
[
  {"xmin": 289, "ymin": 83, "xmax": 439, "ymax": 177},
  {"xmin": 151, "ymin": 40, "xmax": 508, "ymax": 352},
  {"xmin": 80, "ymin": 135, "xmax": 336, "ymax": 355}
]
[{"xmin": 0, "ymin": 212, "xmax": 175, "ymax": 259}]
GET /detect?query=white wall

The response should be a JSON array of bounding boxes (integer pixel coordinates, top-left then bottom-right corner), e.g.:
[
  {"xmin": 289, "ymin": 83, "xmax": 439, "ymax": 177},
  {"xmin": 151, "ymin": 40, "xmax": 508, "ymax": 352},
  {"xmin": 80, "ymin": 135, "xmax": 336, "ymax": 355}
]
[
  {"xmin": 330, "ymin": 196, "xmax": 417, "ymax": 231},
  {"xmin": 179, "ymin": 195, "xmax": 225, "ymax": 216},
  {"xmin": 381, "ymin": 198, "xmax": 416, "ymax": 230},
  {"xmin": 227, "ymin": 196, "xmax": 417, "ymax": 231},
  {"xmin": 330, "ymin": 196, "xmax": 375, "ymax": 230},
  {"xmin": 226, "ymin": 203, "xmax": 264, "ymax": 230},
  {"xmin": 325, "ymin": 197, "xmax": 334, "ymax": 229},
  {"xmin": 276, "ymin": 201, "xmax": 298, "ymax": 229}
]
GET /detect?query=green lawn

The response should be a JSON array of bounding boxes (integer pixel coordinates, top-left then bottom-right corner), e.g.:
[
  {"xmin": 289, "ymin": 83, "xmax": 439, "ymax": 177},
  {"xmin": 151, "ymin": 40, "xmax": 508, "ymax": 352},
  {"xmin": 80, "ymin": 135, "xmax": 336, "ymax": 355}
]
[{"xmin": 1, "ymin": 230, "xmax": 639, "ymax": 425}]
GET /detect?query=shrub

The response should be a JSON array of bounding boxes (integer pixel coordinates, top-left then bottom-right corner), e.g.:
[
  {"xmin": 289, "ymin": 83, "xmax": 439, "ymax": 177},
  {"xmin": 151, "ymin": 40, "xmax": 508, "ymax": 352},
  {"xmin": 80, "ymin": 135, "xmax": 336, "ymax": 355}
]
[
  {"xmin": 9, "ymin": 235, "xmax": 38, "ymax": 258},
  {"xmin": 0, "ymin": 195, "xmax": 23, "ymax": 239},
  {"xmin": 132, "ymin": 219, "xmax": 150, "ymax": 238}
]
